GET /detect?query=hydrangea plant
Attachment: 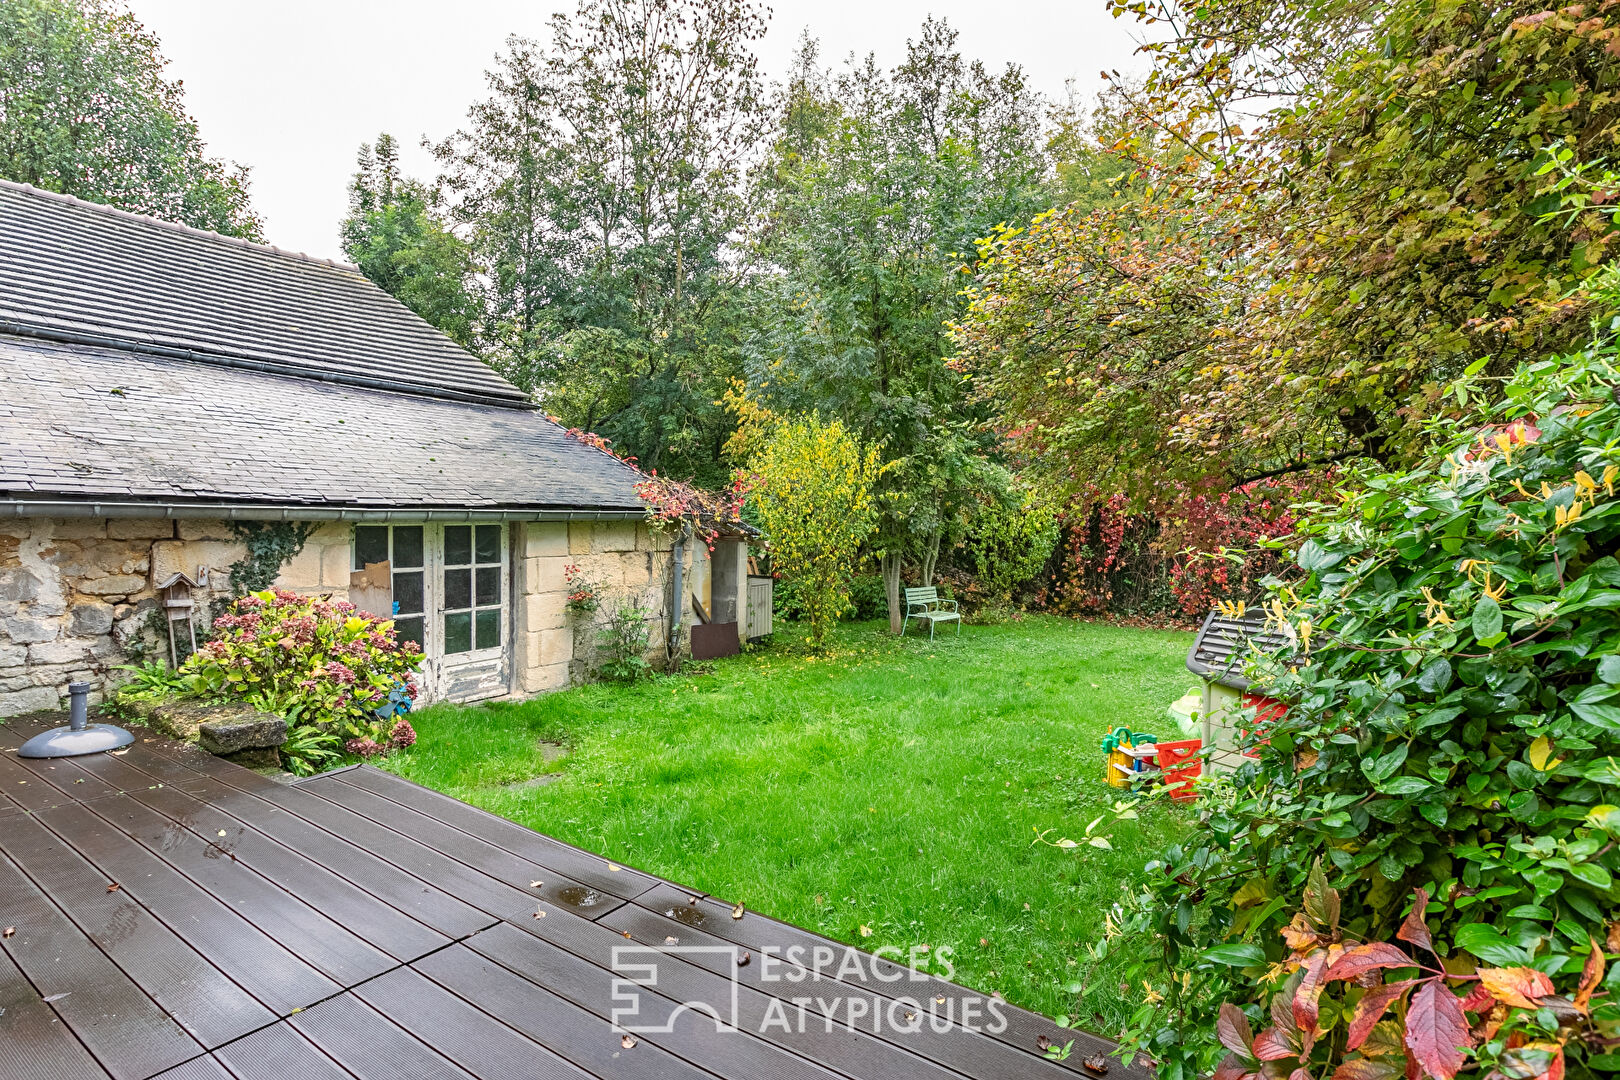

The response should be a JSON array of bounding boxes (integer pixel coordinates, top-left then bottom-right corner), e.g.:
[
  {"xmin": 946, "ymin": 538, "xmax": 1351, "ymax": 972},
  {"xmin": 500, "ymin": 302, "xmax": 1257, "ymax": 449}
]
[{"xmin": 184, "ymin": 589, "xmax": 423, "ymax": 773}]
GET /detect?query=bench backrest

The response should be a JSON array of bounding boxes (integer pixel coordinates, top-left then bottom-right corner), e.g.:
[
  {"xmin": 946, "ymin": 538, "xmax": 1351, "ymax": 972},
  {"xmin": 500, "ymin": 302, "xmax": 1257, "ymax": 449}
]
[{"xmin": 904, "ymin": 586, "xmax": 940, "ymax": 604}]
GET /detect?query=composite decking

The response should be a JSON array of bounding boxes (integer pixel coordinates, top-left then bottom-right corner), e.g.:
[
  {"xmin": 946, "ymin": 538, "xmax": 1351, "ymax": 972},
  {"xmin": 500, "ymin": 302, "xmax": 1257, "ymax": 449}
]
[{"xmin": 0, "ymin": 715, "xmax": 1144, "ymax": 1080}]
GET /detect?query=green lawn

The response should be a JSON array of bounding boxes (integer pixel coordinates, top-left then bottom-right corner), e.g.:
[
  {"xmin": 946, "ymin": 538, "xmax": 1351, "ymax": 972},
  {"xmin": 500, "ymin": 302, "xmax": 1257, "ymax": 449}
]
[{"xmin": 382, "ymin": 615, "xmax": 1194, "ymax": 1034}]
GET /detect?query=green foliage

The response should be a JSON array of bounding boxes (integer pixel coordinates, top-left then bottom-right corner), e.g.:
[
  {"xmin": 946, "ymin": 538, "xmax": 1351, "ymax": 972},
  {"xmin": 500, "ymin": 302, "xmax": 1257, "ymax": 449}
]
[
  {"xmin": 225, "ymin": 521, "xmax": 315, "ymax": 595},
  {"xmin": 0, "ymin": 0, "xmax": 260, "ymax": 236},
  {"xmin": 960, "ymin": 495, "xmax": 1058, "ymax": 606},
  {"xmin": 594, "ymin": 602, "xmax": 652, "ymax": 682},
  {"xmin": 429, "ymin": 0, "xmax": 766, "ymax": 480},
  {"xmin": 184, "ymin": 590, "xmax": 424, "ymax": 772},
  {"xmin": 954, "ymin": 0, "xmax": 1620, "ymax": 498},
  {"xmin": 341, "ymin": 134, "xmax": 479, "ymax": 349},
  {"xmin": 774, "ymin": 572, "xmax": 888, "ymax": 623},
  {"xmin": 103, "ymin": 660, "xmax": 191, "ymax": 717},
  {"xmin": 1101, "ymin": 329, "xmax": 1620, "ymax": 1080},
  {"xmin": 744, "ymin": 23, "xmax": 1052, "ymax": 605},
  {"xmin": 745, "ymin": 411, "xmax": 889, "ymax": 648}
]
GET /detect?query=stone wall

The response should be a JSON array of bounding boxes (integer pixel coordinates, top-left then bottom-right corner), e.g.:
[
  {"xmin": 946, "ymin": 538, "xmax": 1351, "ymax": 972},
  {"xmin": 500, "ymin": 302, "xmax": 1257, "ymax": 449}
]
[
  {"xmin": 2, "ymin": 514, "xmax": 739, "ymax": 716},
  {"xmin": 0, "ymin": 517, "xmax": 350, "ymax": 716},
  {"xmin": 515, "ymin": 520, "xmax": 710, "ymax": 692}
]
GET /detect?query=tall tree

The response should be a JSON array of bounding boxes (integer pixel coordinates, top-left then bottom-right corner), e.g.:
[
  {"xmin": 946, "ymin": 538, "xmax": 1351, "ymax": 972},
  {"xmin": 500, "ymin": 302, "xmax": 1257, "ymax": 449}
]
[
  {"xmin": 0, "ymin": 0, "xmax": 259, "ymax": 237},
  {"xmin": 342, "ymin": 134, "xmax": 480, "ymax": 349},
  {"xmin": 431, "ymin": 0, "xmax": 768, "ymax": 481},
  {"xmin": 742, "ymin": 22, "xmax": 1053, "ymax": 629},
  {"xmin": 953, "ymin": 0, "xmax": 1620, "ymax": 500}
]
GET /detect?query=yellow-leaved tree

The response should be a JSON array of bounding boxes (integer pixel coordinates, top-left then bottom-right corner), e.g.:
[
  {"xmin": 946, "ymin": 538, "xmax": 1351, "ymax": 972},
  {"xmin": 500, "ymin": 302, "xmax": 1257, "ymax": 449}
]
[{"xmin": 743, "ymin": 409, "xmax": 888, "ymax": 648}]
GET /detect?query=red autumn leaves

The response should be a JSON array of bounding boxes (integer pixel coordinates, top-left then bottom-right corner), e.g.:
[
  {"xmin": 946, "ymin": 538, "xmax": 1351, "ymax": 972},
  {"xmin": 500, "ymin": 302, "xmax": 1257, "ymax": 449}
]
[{"xmin": 1213, "ymin": 863, "xmax": 1603, "ymax": 1080}]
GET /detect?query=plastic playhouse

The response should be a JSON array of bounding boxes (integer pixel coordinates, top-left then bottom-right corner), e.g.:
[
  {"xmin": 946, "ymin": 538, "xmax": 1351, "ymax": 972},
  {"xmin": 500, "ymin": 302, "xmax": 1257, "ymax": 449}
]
[{"xmin": 1107, "ymin": 607, "xmax": 1291, "ymax": 801}]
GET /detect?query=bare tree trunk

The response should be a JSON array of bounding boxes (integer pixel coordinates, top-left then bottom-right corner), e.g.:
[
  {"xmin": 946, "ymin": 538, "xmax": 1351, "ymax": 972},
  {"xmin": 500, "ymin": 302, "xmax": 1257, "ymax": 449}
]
[
  {"xmin": 920, "ymin": 530, "xmax": 941, "ymax": 586},
  {"xmin": 880, "ymin": 551, "xmax": 904, "ymax": 634}
]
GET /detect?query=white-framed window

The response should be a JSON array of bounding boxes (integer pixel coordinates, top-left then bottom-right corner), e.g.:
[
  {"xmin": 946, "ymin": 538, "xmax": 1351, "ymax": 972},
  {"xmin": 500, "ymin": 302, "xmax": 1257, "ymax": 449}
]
[
  {"xmin": 440, "ymin": 524, "xmax": 506, "ymax": 656},
  {"xmin": 351, "ymin": 523, "xmax": 507, "ymax": 661},
  {"xmin": 352, "ymin": 524, "xmax": 427, "ymax": 649}
]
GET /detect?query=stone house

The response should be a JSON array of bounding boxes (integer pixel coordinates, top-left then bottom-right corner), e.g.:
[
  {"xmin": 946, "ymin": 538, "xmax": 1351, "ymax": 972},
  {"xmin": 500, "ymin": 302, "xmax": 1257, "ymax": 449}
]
[{"xmin": 0, "ymin": 181, "xmax": 750, "ymax": 717}]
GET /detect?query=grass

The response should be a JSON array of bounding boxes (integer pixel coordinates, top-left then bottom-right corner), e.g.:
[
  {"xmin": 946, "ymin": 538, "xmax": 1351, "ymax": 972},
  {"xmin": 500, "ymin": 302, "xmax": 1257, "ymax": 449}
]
[{"xmin": 381, "ymin": 614, "xmax": 1195, "ymax": 1034}]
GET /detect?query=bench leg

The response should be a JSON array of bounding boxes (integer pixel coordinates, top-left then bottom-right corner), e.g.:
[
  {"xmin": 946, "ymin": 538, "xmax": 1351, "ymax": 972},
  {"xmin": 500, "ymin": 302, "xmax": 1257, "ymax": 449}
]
[
  {"xmin": 956, "ymin": 618, "xmax": 961, "ymax": 637},
  {"xmin": 928, "ymin": 618, "xmax": 935, "ymax": 642}
]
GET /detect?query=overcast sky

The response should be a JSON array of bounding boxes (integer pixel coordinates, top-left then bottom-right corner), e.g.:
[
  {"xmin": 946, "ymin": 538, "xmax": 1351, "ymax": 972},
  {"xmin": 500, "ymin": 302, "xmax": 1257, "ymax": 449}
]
[{"xmin": 125, "ymin": 1, "xmax": 1148, "ymax": 262}]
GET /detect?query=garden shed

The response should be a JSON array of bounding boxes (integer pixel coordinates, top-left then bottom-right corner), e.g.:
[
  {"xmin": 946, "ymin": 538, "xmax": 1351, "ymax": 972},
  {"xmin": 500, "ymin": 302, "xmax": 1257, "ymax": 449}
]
[{"xmin": 0, "ymin": 181, "xmax": 747, "ymax": 715}]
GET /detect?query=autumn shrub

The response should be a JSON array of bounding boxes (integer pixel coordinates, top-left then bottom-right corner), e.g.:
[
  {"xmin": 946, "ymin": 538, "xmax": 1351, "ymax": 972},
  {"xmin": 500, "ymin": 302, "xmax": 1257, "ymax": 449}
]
[
  {"xmin": 1042, "ymin": 481, "xmax": 1306, "ymax": 619},
  {"xmin": 184, "ymin": 589, "xmax": 424, "ymax": 773},
  {"xmin": 746, "ymin": 412, "xmax": 889, "ymax": 648},
  {"xmin": 1095, "ymin": 340, "xmax": 1620, "ymax": 1080}
]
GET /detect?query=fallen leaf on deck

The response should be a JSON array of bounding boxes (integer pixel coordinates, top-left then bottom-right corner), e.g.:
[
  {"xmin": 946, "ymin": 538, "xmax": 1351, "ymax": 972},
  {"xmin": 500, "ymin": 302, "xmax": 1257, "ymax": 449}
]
[
  {"xmin": 41, "ymin": 992, "xmax": 71, "ymax": 1003},
  {"xmin": 688, "ymin": 896, "xmax": 699, "ymax": 905},
  {"xmin": 608, "ymin": 865, "xmax": 621, "ymax": 873},
  {"xmin": 621, "ymin": 1035, "xmax": 637, "ymax": 1049},
  {"xmin": 217, "ymin": 830, "xmax": 226, "ymax": 837},
  {"xmin": 530, "ymin": 881, "xmax": 544, "ymax": 889},
  {"xmin": 622, "ymin": 931, "xmax": 632, "ymax": 938},
  {"xmin": 2, "ymin": 926, "xmax": 13, "ymax": 938},
  {"xmin": 737, "ymin": 951, "xmax": 751, "ymax": 967},
  {"xmin": 532, "ymin": 908, "xmax": 545, "ymax": 919},
  {"xmin": 731, "ymin": 903, "xmax": 745, "ymax": 920},
  {"xmin": 665, "ymin": 936, "xmax": 679, "ymax": 944},
  {"xmin": 106, "ymin": 883, "xmax": 120, "ymax": 893},
  {"xmin": 1083, "ymin": 1056, "xmax": 1110, "ymax": 1074},
  {"xmin": 1037, "ymin": 1035, "xmax": 1052, "ymax": 1051}
]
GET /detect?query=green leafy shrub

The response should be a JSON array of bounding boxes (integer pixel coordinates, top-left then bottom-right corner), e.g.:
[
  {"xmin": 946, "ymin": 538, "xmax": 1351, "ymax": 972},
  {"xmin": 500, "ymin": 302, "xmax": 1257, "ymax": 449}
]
[
  {"xmin": 185, "ymin": 589, "xmax": 424, "ymax": 773},
  {"xmin": 772, "ymin": 573, "xmax": 887, "ymax": 623},
  {"xmin": 960, "ymin": 496, "xmax": 1058, "ymax": 607},
  {"xmin": 1100, "ymin": 337, "xmax": 1620, "ymax": 1080},
  {"xmin": 595, "ymin": 602, "xmax": 652, "ymax": 681}
]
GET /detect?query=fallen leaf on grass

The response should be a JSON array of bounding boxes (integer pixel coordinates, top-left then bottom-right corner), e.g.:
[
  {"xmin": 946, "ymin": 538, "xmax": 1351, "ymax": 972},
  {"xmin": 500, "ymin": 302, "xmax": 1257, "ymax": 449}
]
[{"xmin": 859, "ymin": 925, "xmax": 873, "ymax": 937}]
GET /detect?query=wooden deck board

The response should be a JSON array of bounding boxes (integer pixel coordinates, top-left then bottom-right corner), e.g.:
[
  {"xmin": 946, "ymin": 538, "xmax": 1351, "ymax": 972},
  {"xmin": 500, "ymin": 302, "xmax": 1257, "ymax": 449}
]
[
  {"xmin": 205, "ymin": 1021, "xmax": 359, "ymax": 1080},
  {"xmin": 0, "ymin": 941, "xmax": 113, "ymax": 1080},
  {"xmin": 0, "ymin": 847, "xmax": 201, "ymax": 1080},
  {"xmin": 0, "ymin": 722, "xmax": 1146, "ymax": 1080},
  {"xmin": 0, "ymin": 810, "xmax": 275, "ymax": 1048},
  {"xmin": 297, "ymin": 773, "xmax": 636, "ymax": 921}
]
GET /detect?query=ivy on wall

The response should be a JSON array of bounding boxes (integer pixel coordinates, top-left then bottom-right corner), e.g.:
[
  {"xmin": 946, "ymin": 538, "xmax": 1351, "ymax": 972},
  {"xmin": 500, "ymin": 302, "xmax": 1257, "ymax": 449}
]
[{"xmin": 226, "ymin": 521, "xmax": 316, "ymax": 594}]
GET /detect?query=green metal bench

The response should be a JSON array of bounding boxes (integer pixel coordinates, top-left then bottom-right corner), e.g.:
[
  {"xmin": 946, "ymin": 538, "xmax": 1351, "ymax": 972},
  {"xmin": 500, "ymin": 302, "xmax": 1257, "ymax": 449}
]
[{"xmin": 902, "ymin": 586, "xmax": 960, "ymax": 641}]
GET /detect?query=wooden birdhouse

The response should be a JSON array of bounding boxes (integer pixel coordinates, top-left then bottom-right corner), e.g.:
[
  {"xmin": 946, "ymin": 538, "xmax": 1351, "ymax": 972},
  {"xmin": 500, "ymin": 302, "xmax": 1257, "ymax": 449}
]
[{"xmin": 154, "ymin": 566, "xmax": 209, "ymax": 666}]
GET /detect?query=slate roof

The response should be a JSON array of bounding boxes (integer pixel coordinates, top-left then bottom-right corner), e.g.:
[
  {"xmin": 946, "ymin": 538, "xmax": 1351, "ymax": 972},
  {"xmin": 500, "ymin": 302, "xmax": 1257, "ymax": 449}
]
[
  {"xmin": 0, "ymin": 181, "xmax": 646, "ymax": 514},
  {"xmin": 0, "ymin": 334, "xmax": 646, "ymax": 512},
  {"xmin": 0, "ymin": 180, "xmax": 526, "ymax": 407}
]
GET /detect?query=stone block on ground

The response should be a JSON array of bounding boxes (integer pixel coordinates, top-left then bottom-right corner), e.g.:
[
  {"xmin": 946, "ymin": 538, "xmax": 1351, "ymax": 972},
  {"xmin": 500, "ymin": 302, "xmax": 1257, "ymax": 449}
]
[
  {"xmin": 197, "ymin": 711, "xmax": 287, "ymax": 755},
  {"xmin": 139, "ymin": 700, "xmax": 249, "ymax": 741}
]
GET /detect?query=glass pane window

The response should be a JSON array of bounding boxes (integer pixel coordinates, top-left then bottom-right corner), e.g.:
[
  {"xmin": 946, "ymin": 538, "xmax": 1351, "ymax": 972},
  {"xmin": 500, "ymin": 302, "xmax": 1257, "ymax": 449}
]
[
  {"xmin": 442, "ymin": 523, "xmax": 504, "ymax": 654},
  {"xmin": 353, "ymin": 526, "xmax": 388, "ymax": 570},
  {"xmin": 353, "ymin": 524, "xmax": 431, "ymax": 650},
  {"xmin": 393, "ymin": 526, "xmax": 424, "ymax": 569}
]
